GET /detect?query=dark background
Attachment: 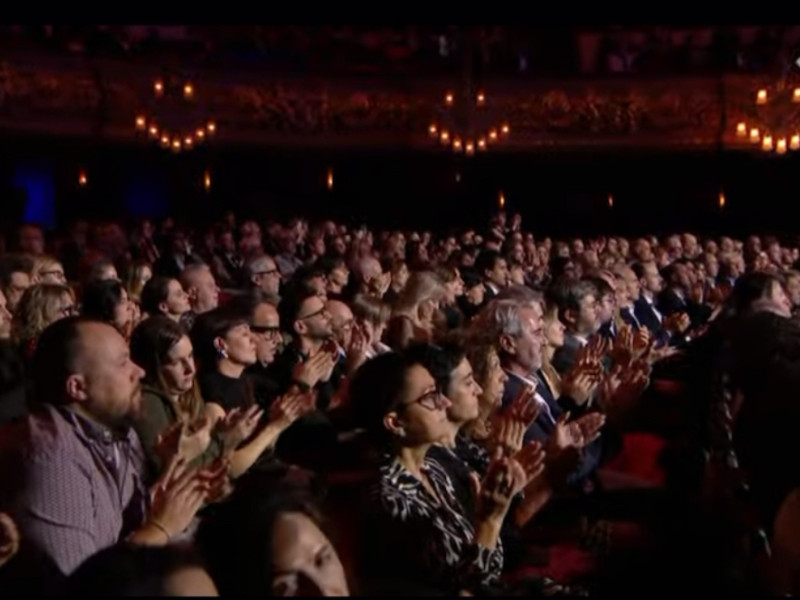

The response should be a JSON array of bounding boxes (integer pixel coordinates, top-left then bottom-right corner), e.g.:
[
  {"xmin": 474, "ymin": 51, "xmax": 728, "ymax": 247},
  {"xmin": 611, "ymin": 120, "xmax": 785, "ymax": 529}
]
[{"xmin": 0, "ymin": 132, "xmax": 797, "ymax": 238}]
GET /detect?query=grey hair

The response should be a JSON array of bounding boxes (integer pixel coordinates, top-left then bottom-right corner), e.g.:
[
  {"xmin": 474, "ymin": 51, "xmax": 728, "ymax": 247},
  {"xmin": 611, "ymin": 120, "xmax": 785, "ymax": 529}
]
[
  {"xmin": 469, "ymin": 299, "xmax": 525, "ymax": 344},
  {"xmin": 245, "ymin": 254, "xmax": 276, "ymax": 277},
  {"xmin": 495, "ymin": 284, "xmax": 543, "ymax": 309}
]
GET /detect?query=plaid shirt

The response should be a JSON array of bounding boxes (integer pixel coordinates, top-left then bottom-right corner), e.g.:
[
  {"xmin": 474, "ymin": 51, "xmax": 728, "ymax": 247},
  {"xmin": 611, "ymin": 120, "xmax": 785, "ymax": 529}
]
[{"xmin": 0, "ymin": 404, "xmax": 148, "ymax": 575}]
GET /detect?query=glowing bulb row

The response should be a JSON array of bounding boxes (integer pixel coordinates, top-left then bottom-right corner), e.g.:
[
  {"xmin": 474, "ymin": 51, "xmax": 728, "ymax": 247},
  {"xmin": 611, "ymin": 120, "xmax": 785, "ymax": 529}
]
[
  {"xmin": 755, "ymin": 87, "xmax": 800, "ymax": 105},
  {"xmin": 444, "ymin": 91, "xmax": 486, "ymax": 107},
  {"xmin": 153, "ymin": 80, "xmax": 194, "ymax": 100},
  {"xmin": 736, "ymin": 121, "xmax": 800, "ymax": 154},
  {"xmin": 136, "ymin": 116, "xmax": 216, "ymax": 151},
  {"xmin": 428, "ymin": 123, "xmax": 510, "ymax": 154}
]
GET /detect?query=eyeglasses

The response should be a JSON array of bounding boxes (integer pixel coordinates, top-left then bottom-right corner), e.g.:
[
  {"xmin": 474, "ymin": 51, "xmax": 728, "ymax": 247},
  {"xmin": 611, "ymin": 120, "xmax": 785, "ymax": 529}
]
[
  {"xmin": 41, "ymin": 270, "xmax": 66, "ymax": 281},
  {"xmin": 251, "ymin": 325, "xmax": 282, "ymax": 338},
  {"xmin": 400, "ymin": 388, "xmax": 447, "ymax": 412},
  {"xmin": 298, "ymin": 306, "xmax": 329, "ymax": 321},
  {"xmin": 254, "ymin": 269, "xmax": 280, "ymax": 277}
]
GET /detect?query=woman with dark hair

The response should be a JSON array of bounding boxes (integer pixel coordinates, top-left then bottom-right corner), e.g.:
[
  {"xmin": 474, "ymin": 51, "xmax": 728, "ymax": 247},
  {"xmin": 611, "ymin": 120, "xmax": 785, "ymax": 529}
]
[
  {"xmin": 140, "ymin": 276, "xmax": 191, "ymax": 322},
  {"xmin": 196, "ymin": 474, "xmax": 349, "ymax": 597},
  {"xmin": 67, "ymin": 543, "xmax": 218, "ymax": 596},
  {"xmin": 80, "ymin": 279, "xmax": 133, "ymax": 340},
  {"xmin": 348, "ymin": 347, "xmax": 534, "ymax": 596},
  {"xmin": 131, "ymin": 315, "xmax": 305, "ymax": 481}
]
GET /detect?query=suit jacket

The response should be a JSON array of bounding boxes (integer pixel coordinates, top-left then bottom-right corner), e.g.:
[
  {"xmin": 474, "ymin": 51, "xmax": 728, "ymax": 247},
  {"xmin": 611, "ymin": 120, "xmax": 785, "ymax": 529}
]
[
  {"xmin": 619, "ymin": 306, "xmax": 641, "ymax": 331},
  {"xmin": 483, "ymin": 281, "xmax": 500, "ymax": 301},
  {"xmin": 551, "ymin": 333, "xmax": 584, "ymax": 376},
  {"xmin": 634, "ymin": 296, "xmax": 671, "ymax": 346},
  {"xmin": 657, "ymin": 288, "xmax": 711, "ymax": 332},
  {"xmin": 501, "ymin": 372, "xmax": 602, "ymax": 486},
  {"xmin": 598, "ymin": 320, "xmax": 617, "ymax": 341}
]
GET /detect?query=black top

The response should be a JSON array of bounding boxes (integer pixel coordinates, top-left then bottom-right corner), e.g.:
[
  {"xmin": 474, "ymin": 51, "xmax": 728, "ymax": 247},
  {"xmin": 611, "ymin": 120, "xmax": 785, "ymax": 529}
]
[{"xmin": 197, "ymin": 370, "xmax": 252, "ymax": 413}]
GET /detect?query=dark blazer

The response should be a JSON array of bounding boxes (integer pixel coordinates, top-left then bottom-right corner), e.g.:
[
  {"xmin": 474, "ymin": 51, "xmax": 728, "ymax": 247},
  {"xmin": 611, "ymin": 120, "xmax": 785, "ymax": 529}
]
[
  {"xmin": 619, "ymin": 306, "xmax": 641, "ymax": 331},
  {"xmin": 598, "ymin": 320, "xmax": 617, "ymax": 341},
  {"xmin": 551, "ymin": 333, "xmax": 584, "ymax": 376},
  {"xmin": 483, "ymin": 282, "xmax": 501, "ymax": 301},
  {"xmin": 633, "ymin": 296, "xmax": 671, "ymax": 346}
]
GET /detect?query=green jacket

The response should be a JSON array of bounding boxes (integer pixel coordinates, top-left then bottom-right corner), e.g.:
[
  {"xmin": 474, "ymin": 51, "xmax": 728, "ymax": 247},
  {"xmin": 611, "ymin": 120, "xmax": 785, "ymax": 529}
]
[{"xmin": 133, "ymin": 384, "xmax": 224, "ymax": 481}]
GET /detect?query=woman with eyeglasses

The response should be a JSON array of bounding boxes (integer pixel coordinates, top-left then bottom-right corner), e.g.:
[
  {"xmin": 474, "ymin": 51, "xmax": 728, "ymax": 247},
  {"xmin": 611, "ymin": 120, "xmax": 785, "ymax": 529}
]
[
  {"xmin": 31, "ymin": 256, "xmax": 67, "ymax": 285},
  {"xmin": 349, "ymin": 347, "xmax": 530, "ymax": 596}
]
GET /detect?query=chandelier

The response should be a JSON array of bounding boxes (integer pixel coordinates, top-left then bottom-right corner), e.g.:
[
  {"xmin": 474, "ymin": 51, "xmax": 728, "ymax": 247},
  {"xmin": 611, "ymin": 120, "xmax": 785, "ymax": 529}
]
[
  {"xmin": 135, "ymin": 75, "xmax": 216, "ymax": 153},
  {"xmin": 734, "ymin": 77, "xmax": 800, "ymax": 154},
  {"xmin": 428, "ymin": 86, "xmax": 510, "ymax": 155}
]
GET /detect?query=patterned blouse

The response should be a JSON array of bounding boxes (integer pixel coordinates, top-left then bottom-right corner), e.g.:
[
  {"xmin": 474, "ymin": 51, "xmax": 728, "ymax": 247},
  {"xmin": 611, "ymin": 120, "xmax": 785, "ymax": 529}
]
[{"xmin": 368, "ymin": 454, "xmax": 504, "ymax": 593}]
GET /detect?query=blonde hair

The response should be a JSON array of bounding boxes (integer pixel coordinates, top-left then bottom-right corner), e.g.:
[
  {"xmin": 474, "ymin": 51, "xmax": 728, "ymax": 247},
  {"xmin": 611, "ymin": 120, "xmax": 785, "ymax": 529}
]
[
  {"xmin": 32, "ymin": 255, "xmax": 62, "ymax": 282},
  {"xmin": 393, "ymin": 270, "xmax": 445, "ymax": 318},
  {"xmin": 126, "ymin": 260, "xmax": 152, "ymax": 303},
  {"xmin": 13, "ymin": 283, "xmax": 75, "ymax": 346},
  {"xmin": 351, "ymin": 293, "xmax": 391, "ymax": 326}
]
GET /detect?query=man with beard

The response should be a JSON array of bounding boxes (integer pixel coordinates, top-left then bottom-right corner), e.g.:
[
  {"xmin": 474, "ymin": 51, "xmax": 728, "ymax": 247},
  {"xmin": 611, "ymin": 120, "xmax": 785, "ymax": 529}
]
[{"xmin": 0, "ymin": 318, "xmax": 208, "ymax": 578}]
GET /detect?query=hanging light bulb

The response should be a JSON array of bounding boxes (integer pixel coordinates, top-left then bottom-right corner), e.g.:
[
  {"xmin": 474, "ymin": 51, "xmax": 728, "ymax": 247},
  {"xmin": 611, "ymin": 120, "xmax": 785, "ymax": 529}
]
[
  {"xmin": 135, "ymin": 115, "xmax": 146, "ymax": 130},
  {"xmin": 719, "ymin": 190, "xmax": 726, "ymax": 209},
  {"xmin": 608, "ymin": 194, "xmax": 614, "ymax": 208},
  {"xmin": 183, "ymin": 83, "xmax": 194, "ymax": 99},
  {"xmin": 78, "ymin": 170, "xmax": 87, "ymax": 186},
  {"xmin": 154, "ymin": 80, "xmax": 164, "ymax": 96},
  {"xmin": 498, "ymin": 191, "xmax": 506, "ymax": 209},
  {"xmin": 204, "ymin": 170, "xmax": 211, "ymax": 191},
  {"xmin": 326, "ymin": 168, "xmax": 334, "ymax": 190},
  {"xmin": 148, "ymin": 124, "xmax": 159, "ymax": 138}
]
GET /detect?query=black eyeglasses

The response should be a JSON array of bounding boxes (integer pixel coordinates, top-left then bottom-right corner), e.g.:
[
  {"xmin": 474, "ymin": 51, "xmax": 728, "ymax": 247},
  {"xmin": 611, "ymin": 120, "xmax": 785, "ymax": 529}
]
[
  {"xmin": 251, "ymin": 325, "xmax": 282, "ymax": 338},
  {"xmin": 399, "ymin": 388, "xmax": 447, "ymax": 412},
  {"xmin": 254, "ymin": 269, "xmax": 280, "ymax": 277},
  {"xmin": 298, "ymin": 306, "xmax": 329, "ymax": 321}
]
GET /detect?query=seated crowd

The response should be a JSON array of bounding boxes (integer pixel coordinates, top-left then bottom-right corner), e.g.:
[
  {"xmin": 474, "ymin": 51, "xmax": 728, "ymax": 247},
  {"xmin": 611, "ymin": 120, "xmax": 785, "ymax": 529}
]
[{"xmin": 0, "ymin": 212, "xmax": 799, "ymax": 596}]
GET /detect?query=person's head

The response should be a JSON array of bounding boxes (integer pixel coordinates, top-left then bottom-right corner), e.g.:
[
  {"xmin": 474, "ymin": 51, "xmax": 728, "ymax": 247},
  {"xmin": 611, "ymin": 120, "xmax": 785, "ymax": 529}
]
[
  {"xmin": 68, "ymin": 543, "xmax": 218, "ymax": 597},
  {"xmin": 81, "ymin": 279, "xmax": 133, "ymax": 339},
  {"xmin": 0, "ymin": 254, "xmax": 34, "ymax": 312},
  {"xmin": 475, "ymin": 250, "xmax": 509, "ymax": 289},
  {"xmin": 460, "ymin": 270, "xmax": 485, "ymax": 306},
  {"xmin": 245, "ymin": 254, "xmax": 281, "ymax": 297},
  {"xmin": 326, "ymin": 299, "xmax": 354, "ymax": 349},
  {"xmin": 32, "ymin": 317, "xmax": 145, "ymax": 432},
  {"xmin": 349, "ymin": 348, "xmax": 452, "ymax": 449},
  {"xmin": 279, "ymin": 287, "xmax": 334, "ymax": 346},
  {"xmin": 470, "ymin": 299, "xmax": 544, "ymax": 375},
  {"xmin": 585, "ymin": 276, "xmax": 615, "ymax": 327},
  {"xmin": 633, "ymin": 260, "xmax": 663, "ymax": 296},
  {"xmin": 125, "ymin": 261, "xmax": 153, "ymax": 303},
  {"xmin": 410, "ymin": 341, "xmax": 482, "ymax": 427},
  {"xmin": 552, "ymin": 278, "xmax": 600, "ymax": 336},
  {"xmin": 190, "ymin": 308, "xmax": 256, "ymax": 374},
  {"xmin": 464, "ymin": 341, "xmax": 507, "ymax": 422},
  {"xmin": 140, "ymin": 276, "xmax": 191, "ymax": 321},
  {"xmin": 541, "ymin": 295, "xmax": 566, "ymax": 350},
  {"xmin": 0, "ymin": 289, "xmax": 11, "ymax": 340},
  {"xmin": 319, "ymin": 257, "xmax": 350, "ymax": 294},
  {"xmin": 434, "ymin": 265, "xmax": 464, "ymax": 305},
  {"xmin": 196, "ymin": 476, "xmax": 348, "ymax": 597},
  {"xmin": 12, "ymin": 283, "xmax": 76, "ymax": 345},
  {"xmin": 180, "ymin": 264, "xmax": 219, "ymax": 315},
  {"xmin": 662, "ymin": 260, "xmax": 692, "ymax": 292},
  {"xmin": 395, "ymin": 270, "xmax": 445, "ymax": 323},
  {"xmin": 86, "ymin": 258, "xmax": 119, "ymax": 284},
  {"xmin": 724, "ymin": 272, "xmax": 792, "ymax": 319},
  {"xmin": 32, "ymin": 255, "xmax": 66, "ymax": 285},
  {"xmin": 703, "ymin": 252, "xmax": 719, "ymax": 279},
  {"xmin": 130, "ymin": 316, "xmax": 198, "ymax": 401},
  {"xmin": 18, "ymin": 224, "xmax": 44, "ymax": 256},
  {"xmin": 292, "ymin": 265, "xmax": 328, "ymax": 301},
  {"xmin": 350, "ymin": 293, "xmax": 391, "ymax": 348},
  {"xmin": 228, "ymin": 291, "xmax": 283, "ymax": 366}
]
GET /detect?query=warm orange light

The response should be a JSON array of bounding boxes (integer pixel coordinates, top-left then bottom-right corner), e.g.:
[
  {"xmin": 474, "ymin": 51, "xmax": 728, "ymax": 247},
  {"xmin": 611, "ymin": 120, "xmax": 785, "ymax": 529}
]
[
  {"xmin": 719, "ymin": 191, "xmax": 726, "ymax": 209},
  {"xmin": 736, "ymin": 122, "xmax": 746, "ymax": 137},
  {"xmin": 477, "ymin": 91, "xmax": 485, "ymax": 105},
  {"xmin": 445, "ymin": 92, "xmax": 454, "ymax": 105},
  {"xmin": 184, "ymin": 136, "xmax": 194, "ymax": 148},
  {"xmin": 183, "ymin": 83, "xmax": 194, "ymax": 98},
  {"xmin": 477, "ymin": 137, "xmax": 487, "ymax": 150},
  {"xmin": 791, "ymin": 134, "xmax": 800, "ymax": 150},
  {"xmin": 171, "ymin": 139, "xmax": 182, "ymax": 152},
  {"xmin": 206, "ymin": 121, "xmax": 216, "ymax": 134},
  {"xmin": 793, "ymin": 88, "xmax": 800, "ymax": 103},
  {"xmin": 429, "ymin": 123, "xmax": 438, "ymax": 137},
  {"xmin": 499, "ymin": 191, "xmax": 505, "ymax": 209},
  {"xmin": 756, "ymin": 89, "xmax": 768, "ymax": 105},
  {"xmin": 777, "ymin": 137, "xmax": 788, "ymax": 154},
  {"xmin": 501, "ymin": 123, "xmax": 510, "ymax": 135},
  {"xmin": 608, "ymin": 194, "xmax": 614, "ymax": 208},
  {"xmin": 148, "ymin": 125, "xmax": 159, "ymax": 138},
  {"xmin": 154, "ymin": 80, "xmax": 164, "ymax": 95},
  {"xmin": 78, "ymin": 170, "xmax": 87, "ymax": 186},
  {"xmin": 204, "ymin": 170, "xmax": 211, "ymax": 191},
  {"xmin": 749, "ymin": 128, "xmax": 760, "ymax": 143},
  {"xmin": 465, "ymin": 141, "xmax": 475, "ymax": 155},
  {"xmin": 489, "ymin": 129, "xmax": 498, "ymax": 141},
  {"xmin": 762, "ymin": 135, "xmax": 774, "ymax": 151},
  {"xmin": 135, "ymin": 115, "xmax": 146, "ymax": 130},
  {"xmin": 453, "ymin": 138, "xmax": 463, "ymax": 152},
  {"xmin": 160, "ymin": 134, "xmax": 170, "ymax": 147},
  {"xmin": 440, "ymin": 130, "xmax": 450, "ymax": 144},
  {"xmin": 196, "ymin": 128, "xmax": 206, "ymax": 140},
  {"xmin": 326, "ymin": 168, "xmax": 334, "ymax": 190}
]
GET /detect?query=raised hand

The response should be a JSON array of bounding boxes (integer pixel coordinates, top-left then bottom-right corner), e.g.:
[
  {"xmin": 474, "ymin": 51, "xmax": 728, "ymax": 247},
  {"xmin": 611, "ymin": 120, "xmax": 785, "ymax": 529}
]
[
  {"xmin": 345, "ymin": 323, "xmax": 369, "ymax": 374},
  {"xmin": 506, "ymin": 385, "xmax": 541, "ymax": 429},
  {"xmin": 610, "ymin": 324, "xmax": 634, "ymax": 368},
  {"xmin": 632, "ymin": 328, "xmax": 651, "ymax": 358},
  {"xmin": 293, "ymin": 347, "xmax": 338, "ymax": 389},
  {"xmin": 215, "ymin": 405, "xmax": 264, "ymax": 454},
  {"xmin": 154, "ymin": 415, "xmax": 213, "ymax": 468},
  {"xmin": 471, "ymin": 450, "xmax": 524, "ymax": 521},
  {"xmin": 488, "ymin": 416, "xmax": 527, "ymax": 457},
  {"xmin": 571, "ymin": 412, "xmax": 606, "ymax": 445},
  {"xmin": 664, "ymin": 312, "xmax": 691, "ymax": 334},
  {"xmin": 196, "ymin": 458, "xmax": 233, "ymax": 504},
  {"xmin": 269, "ymin": 388, "xmax": 314, "ymax": 430},
  {"xmin": 511, "ymin": 441, "xmax": 547, "ymax": 493},
  {"xmin": 147, "ymin": 456, "xmax": 208, "ymax": 540},
  {"xmin": 548, "ymin": 411, "xmax": 585, "ymax": 452},
  {"xmin": 578, "ymin": 335, "xmax": 611, "ymax": 364},
  {"xmin": 0, "ymin": 512, "xmax": 20, "ymax": 569},
  {"xmin": 562, "ymin": 367, "xmax": 602, "ymax": 406}
]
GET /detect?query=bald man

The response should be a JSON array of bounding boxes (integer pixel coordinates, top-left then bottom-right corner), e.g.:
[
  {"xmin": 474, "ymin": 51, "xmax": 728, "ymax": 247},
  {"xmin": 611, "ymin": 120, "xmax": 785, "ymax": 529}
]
[{"xmin": 327, "ymin": 299, "xmax": 354, "ymax": 353}]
